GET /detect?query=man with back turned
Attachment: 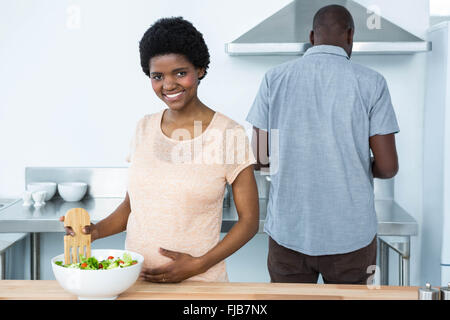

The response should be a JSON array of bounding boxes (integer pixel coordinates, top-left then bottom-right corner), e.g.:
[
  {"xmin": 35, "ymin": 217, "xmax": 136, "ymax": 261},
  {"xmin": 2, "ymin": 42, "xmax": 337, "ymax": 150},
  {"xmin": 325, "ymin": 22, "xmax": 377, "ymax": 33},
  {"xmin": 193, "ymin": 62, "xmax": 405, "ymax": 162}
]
[{"xmin": 246, "ymin": 5, "xmax": 399, "ymax": 284}]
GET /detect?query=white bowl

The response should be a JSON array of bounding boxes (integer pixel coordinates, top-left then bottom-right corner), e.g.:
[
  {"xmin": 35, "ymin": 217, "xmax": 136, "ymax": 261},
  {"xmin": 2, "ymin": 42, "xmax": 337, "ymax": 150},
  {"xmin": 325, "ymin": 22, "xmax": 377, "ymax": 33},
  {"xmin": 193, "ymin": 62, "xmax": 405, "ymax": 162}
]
[
  {"xmin": 26, "ymin": 182, "xmax": 57, "ymax": 201},
  {"xmin": 51, "ymin": 249, "xmax": 144, "ymax": 300},
  {"xmin": 58, "ymin": 182, "xmax": 88, "ymax": 202}
]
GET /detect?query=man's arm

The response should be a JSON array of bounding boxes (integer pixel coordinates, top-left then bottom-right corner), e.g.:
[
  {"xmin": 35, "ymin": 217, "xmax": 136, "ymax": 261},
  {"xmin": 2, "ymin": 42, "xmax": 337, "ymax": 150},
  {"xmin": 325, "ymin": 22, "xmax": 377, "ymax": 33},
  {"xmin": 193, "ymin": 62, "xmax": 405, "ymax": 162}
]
[
  {"xmin": 369, "ymin": 133, "xmax": 399, "ymax": 179},
  {"xmin": 251, "ymin": 126, "xmax": 270, "ymax": 171}
]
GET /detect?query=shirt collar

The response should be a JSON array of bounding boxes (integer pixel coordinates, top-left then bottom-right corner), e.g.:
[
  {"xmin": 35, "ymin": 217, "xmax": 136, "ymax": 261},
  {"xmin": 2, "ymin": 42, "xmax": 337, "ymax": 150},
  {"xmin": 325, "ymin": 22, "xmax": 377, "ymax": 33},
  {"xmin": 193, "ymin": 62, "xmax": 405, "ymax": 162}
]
[{"xmin": 303, "ymin": 45, "xmax": 350, "ymax": 60}]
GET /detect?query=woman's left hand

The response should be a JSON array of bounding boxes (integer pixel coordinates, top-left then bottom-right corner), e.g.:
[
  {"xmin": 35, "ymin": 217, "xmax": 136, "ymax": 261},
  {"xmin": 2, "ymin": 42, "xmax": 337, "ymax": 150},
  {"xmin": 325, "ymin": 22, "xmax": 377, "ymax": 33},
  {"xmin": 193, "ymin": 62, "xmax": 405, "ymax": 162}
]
[{"xmin": 140, "ymin": 248, "xmax": 205, "ymax": 283}]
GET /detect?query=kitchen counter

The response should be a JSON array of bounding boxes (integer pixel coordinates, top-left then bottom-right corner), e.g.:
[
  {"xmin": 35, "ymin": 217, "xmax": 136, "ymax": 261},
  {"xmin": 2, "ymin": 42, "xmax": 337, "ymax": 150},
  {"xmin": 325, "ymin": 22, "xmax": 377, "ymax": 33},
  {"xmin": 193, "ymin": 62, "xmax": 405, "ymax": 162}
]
[
  {"xmin": 0, "ymin": 197, "xmax": 417, "ymax": 236},
  {"xmin": 0, "ymin": 280, "xmax": 419, "ymax": 300}
]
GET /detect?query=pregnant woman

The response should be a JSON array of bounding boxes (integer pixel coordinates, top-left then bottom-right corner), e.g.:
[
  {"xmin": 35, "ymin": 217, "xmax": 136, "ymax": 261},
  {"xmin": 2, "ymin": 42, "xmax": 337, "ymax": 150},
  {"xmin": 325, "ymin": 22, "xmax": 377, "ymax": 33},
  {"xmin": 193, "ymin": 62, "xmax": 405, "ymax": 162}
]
[{"xmin": 61, "ymin": 17, "xmax": 259, "ymax": 283}]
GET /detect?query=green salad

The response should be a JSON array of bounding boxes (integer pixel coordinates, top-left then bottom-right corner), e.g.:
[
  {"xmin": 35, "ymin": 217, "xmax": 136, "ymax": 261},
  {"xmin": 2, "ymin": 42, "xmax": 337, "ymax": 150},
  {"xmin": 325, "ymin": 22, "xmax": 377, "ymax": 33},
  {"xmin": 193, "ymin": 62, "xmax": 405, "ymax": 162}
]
[{"xmin": 54, "ymin": 252, "xmax": 138, "ymax": 270}]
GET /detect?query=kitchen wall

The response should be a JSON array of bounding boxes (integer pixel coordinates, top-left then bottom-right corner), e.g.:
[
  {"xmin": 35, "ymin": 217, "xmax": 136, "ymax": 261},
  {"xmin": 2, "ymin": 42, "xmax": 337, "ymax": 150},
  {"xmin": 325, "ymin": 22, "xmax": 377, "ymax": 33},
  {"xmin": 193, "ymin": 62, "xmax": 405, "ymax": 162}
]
[{"xmin": 1, "ymin": 0, "xmax": 430, "ymax": 285}]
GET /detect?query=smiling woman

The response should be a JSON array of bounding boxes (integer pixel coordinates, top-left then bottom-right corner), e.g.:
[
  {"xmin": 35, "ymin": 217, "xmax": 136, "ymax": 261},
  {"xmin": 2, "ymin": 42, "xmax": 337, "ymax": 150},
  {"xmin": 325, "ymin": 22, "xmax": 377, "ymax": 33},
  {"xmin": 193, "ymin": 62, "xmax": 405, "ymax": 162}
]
[
  {"xmin": 127, "ymin": 17, "xmax": 260, "ymax": 283},
  {"xmin": 61, "ymin": 17, "xmax": 260, "ymax": 284},
  {"xmin": 138, "ymin": 17, "xmax": 213, "ymax": 138}
]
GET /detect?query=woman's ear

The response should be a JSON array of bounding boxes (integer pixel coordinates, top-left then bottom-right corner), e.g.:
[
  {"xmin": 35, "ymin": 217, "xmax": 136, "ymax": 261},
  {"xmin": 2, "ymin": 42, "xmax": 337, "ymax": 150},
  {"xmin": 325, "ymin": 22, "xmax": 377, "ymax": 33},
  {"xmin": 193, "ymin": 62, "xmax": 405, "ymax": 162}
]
[{"xmin": 197, "ymin": 67, "xmax": 206, "ymax": 80}]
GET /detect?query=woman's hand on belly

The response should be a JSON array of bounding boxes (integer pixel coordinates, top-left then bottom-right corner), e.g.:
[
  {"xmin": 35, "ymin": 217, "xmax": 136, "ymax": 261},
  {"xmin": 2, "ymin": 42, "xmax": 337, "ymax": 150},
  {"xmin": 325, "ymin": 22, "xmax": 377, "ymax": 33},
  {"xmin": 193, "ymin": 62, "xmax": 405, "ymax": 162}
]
[{"xmin": 139, "ymin": 247, "xmax": 206, "ymax": 283}]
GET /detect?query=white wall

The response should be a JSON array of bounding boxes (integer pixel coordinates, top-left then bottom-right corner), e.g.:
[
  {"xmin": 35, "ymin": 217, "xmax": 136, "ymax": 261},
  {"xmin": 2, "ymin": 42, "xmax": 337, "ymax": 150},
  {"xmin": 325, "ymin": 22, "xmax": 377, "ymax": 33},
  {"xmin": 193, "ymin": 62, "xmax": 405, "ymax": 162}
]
[
  {"xmin": 0, "ymin": 0, "xmax": 292, "ymax": 197},
  {"xmin": 0, "ymin": 0, "xmax": 430, "ymax": 285}
]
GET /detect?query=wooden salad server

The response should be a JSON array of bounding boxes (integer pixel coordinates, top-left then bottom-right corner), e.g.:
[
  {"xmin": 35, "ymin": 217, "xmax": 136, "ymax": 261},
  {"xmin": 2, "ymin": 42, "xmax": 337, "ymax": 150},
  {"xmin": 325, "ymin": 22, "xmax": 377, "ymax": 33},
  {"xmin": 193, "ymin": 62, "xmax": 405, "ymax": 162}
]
[{"xmin": 63, "ymin": 208, "xmax": 91, "ymax": 264}]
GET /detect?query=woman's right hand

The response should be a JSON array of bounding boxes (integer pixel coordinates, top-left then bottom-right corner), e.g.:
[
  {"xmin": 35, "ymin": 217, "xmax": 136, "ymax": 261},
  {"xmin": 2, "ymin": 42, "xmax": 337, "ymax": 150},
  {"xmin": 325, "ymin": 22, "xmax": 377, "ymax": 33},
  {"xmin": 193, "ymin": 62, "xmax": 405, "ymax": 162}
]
[{"xmin": 59, "ymin": 216, "xmax": 99, "ymax": 242}]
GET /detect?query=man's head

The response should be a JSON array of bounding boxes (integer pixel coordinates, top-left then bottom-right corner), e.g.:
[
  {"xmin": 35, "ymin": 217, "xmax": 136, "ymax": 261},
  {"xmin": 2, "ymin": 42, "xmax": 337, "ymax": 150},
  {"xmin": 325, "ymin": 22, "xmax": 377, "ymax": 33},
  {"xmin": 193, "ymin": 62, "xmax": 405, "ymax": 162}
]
[{"xmin": 309, "ymin": 5, "xmax": 355, "ymax": 57}]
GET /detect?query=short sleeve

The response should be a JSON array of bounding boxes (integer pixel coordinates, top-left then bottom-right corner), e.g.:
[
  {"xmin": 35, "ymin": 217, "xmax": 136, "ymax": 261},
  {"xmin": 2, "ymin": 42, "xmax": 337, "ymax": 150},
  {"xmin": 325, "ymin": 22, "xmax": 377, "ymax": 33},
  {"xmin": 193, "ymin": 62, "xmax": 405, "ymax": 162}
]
[
  {"xmin": 125, "ymin": 134, "xmax": 136, "ymax": 163},
  {"xmin": 125, "ymin": 117, "xmax": 144, "ymax": 163},
  {"xmin": 246, "ymin": 73, "xmax": 270, "ymax": 130},
  {"xmin": 369, "ymin": 76, "xmax": 400, "ymax": 137},
  {"xmin": 224, "ymin": 125, "xmax": 257, "ymax": 184}
]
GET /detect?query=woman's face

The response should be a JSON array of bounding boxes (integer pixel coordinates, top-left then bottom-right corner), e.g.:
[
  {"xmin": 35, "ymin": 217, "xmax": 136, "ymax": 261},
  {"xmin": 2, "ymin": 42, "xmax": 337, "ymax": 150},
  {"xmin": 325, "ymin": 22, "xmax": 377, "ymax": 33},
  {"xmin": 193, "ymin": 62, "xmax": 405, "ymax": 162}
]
[{"xmin": 149, "ymin": 53, "xmax": 205, "ymax": 111}]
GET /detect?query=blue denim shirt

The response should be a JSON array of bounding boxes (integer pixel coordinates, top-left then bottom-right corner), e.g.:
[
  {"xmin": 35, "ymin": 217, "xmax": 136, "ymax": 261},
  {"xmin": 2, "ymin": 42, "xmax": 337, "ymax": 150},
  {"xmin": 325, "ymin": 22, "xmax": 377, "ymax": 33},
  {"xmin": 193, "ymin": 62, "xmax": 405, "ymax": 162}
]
[{"xmin": 246, "ymin": 45, "xmax": 399, "ymax": 255}]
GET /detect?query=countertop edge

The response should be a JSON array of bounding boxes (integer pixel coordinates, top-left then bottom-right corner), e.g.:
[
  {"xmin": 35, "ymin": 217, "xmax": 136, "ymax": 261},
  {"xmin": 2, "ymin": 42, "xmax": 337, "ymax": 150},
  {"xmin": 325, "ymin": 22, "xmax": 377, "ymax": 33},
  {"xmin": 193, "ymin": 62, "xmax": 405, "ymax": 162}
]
[{"xmin": 0, "ymin": 280, "xmax": 420, "ymax": 300}]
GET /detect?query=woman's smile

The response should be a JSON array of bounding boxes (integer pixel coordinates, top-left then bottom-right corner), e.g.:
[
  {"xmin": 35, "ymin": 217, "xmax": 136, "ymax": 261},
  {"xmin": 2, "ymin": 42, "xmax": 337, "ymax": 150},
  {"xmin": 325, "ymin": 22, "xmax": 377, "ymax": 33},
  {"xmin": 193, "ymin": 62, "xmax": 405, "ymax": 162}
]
[{"xmin": 163, "ymin": 90, "xmax": 185, "ymax": 102}]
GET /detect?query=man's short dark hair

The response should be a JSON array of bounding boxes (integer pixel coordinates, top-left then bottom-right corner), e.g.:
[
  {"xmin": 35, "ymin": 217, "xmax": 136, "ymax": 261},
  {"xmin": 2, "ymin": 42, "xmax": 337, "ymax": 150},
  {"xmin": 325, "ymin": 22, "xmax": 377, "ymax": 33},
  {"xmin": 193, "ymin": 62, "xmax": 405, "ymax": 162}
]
[
  {"xmin": 139, "ymin": 17, "xmax": 210, "ymax": 80},
  {"xmin": 313, "ymin": 5, "xmax": 355, "ymax": 34}
]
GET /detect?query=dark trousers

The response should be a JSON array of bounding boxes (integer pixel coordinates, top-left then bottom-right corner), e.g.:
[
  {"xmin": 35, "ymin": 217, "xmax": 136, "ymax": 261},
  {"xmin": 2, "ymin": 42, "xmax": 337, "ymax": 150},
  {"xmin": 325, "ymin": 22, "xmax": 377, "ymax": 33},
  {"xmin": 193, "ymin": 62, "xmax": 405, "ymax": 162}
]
[{"xmin": 267, "ymin": 235, "xmax": 377, "ymax": 284}]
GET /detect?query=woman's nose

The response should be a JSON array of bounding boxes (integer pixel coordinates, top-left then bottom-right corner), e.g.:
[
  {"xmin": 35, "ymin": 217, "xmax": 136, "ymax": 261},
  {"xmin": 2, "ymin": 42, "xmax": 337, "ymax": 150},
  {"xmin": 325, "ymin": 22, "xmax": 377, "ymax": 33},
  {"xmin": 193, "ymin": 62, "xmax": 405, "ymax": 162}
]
[{"xmin": 163, "ymin": 77, "xmax": 177, "ymax": 91}]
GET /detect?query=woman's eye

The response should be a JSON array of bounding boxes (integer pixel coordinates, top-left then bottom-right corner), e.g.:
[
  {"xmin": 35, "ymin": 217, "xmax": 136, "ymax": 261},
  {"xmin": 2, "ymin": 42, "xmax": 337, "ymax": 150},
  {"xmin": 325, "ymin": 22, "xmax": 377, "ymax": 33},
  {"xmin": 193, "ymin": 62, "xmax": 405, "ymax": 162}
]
[
  {"xmin": 151, "ymin": 74, "xmax": 162, "ymax": 80},
  {"xmin": 177, "ymin": 71, "xmax": 187, "ymax": 77}
]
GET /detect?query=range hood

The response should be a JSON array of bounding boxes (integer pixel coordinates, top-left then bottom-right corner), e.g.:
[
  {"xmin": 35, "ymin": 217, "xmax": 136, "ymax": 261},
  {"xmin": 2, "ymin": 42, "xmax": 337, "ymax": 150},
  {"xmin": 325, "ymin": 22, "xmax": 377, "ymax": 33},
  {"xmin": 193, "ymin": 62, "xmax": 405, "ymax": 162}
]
[{"xmin": 225, "ymin": 0, "xmax": 431, "ymax": 55}]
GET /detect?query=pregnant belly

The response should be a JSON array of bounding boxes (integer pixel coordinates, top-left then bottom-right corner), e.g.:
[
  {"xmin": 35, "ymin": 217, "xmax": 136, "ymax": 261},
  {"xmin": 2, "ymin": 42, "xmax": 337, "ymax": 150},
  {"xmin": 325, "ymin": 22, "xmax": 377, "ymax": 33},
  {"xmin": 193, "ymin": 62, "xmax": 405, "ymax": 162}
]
[{"xmin": 124, "ymin": 213, "xmax": 227, "ymax": 282}]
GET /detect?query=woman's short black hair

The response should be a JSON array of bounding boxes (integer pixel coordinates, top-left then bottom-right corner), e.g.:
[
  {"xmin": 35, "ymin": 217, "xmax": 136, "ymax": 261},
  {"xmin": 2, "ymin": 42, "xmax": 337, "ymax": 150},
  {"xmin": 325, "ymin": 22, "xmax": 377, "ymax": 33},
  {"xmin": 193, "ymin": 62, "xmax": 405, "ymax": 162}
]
[{"xmin": 139, "ymin": 17, "xmax": 210, "ymax": 80}]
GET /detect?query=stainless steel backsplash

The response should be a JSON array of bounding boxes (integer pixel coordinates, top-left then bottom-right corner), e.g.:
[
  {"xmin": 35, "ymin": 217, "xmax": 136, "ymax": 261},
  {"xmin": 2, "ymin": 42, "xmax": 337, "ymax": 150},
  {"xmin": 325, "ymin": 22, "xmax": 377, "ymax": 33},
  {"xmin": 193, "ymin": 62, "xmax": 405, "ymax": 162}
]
[{"xmin": 25, "ymin": 167, "xmax": 393, "ymax": 204}]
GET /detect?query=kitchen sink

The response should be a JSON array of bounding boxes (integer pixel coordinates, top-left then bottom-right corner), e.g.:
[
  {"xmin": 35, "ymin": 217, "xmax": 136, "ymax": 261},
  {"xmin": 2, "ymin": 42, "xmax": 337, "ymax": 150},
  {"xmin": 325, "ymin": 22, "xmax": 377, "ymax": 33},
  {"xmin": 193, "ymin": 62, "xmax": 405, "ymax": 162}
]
[
  {"xmin": 0, "ymin": 199, "xmax": 17, "ymax": 211},
  {"xmin": 0, "ymin": 198, "xmax": 17, "ymax": 208}
]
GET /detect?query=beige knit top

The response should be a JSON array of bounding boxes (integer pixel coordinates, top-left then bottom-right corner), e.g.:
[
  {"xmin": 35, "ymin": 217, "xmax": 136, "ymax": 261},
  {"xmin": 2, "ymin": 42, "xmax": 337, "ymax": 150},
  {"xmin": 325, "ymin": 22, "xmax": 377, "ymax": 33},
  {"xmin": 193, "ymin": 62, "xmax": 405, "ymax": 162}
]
[{"xmin": 125, "ymin": 109, "xmax": 256, "ymax": 281}]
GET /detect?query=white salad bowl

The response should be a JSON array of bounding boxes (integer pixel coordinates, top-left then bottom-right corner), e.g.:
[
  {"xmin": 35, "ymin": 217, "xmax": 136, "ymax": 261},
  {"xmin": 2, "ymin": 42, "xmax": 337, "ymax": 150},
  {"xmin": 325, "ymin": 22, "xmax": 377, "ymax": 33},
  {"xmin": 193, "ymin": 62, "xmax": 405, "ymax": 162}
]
[
  {"xmin": 26, "ymin": 182, "xmax": 57, "ymax": 201},
  {"xmin": 57, "ymin": 182, "xmax": 88, "ymax": 202},
  {"xmin": 51, "ymin": 249, "xmax": 144, "ymax": 300}
]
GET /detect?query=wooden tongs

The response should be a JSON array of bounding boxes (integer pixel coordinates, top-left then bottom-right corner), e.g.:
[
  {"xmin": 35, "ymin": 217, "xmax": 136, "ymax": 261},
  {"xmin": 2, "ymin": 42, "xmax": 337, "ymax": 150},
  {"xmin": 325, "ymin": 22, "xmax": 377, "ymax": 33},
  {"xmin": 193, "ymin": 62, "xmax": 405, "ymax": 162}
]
[{"xmin": 63, "ymin": 208, "xmax": 91, "ymax": 264}]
